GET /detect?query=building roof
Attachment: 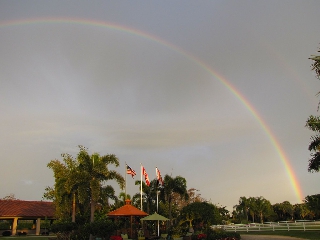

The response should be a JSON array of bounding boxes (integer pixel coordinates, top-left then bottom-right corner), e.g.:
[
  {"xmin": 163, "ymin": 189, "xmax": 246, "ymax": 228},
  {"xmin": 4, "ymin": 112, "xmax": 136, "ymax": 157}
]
[
  {"xmin": 107, "ymin": 199, "xmax": 148, "ymax": 217},
  {"xmin": 0, "ymin": 200, "xmax": 55, "ymax": 218}
]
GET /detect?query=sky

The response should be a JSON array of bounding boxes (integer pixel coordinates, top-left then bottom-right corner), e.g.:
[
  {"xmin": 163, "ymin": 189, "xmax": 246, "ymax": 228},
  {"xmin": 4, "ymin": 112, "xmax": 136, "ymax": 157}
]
[{"xmin": 1, "ymin": 1, "xmax": 320, "ymax": 212}]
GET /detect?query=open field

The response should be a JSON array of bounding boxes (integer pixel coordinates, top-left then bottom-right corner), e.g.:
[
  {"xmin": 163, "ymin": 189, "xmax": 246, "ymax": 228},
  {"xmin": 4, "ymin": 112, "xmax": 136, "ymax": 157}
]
[{"xmin": 240, "ymin": 231, "xmax": 320, "ymax": 240}]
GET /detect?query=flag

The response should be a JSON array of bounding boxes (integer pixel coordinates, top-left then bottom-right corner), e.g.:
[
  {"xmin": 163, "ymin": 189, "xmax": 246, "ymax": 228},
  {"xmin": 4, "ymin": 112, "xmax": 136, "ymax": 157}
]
[
  {"xmin": 156, "ymin": 167, "xmax": 163, "ymax": 186},
  {"xmin": 126, "ymin": 164, "xmax": 136, "ymax": 178},
  {"xmin": 142, "ymin": 166, "xmax": 150, "ymax": 186}
]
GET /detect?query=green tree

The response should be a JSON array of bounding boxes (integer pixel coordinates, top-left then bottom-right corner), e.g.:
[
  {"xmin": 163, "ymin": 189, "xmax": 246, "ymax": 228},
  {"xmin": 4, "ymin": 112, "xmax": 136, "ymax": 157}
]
[
  {"xmin": 293, "ymin": 203, "xmax": 311, "ymax": 220},
  {"xmin": 134, "ymin": 179, "xmax": 158, "ymax": 214},
  {"xmin": 306, "ymin": 48, "xmax": 320, "ymax": 172},
  {"xmin": 273, "ymin": 201, "xmax": 293, "ymax": 221},
  {"xmin": 247, "ymin": 197, "xmax": 257, "ymax": 223},
  {"xmin": 254, "ymin": 197, "xmax": 273, "ymax": 223},
  {"xmin": 180, "ymin": 202, "xmax": 221, "ymax": 232},
  {"xmin": 45, "ymin": 146, "xmax": 125, "ymax": 223},
  {"xmin": 160, "ymin": 175, "xmax": 188, "ymax": 225},
  {"xmin": 304, "ymin": 194, "xmax": 320, "ymax": 219},
  {"xmin": 233, "ymin": 196, "xmax": 250, "ymax": 223}
]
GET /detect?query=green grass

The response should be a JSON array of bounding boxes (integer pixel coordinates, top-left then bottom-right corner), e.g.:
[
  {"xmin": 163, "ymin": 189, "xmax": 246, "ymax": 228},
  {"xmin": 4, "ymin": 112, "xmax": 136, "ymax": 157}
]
[
  {"xmin": 241, "ymin": 230, "xmax": 320, "ymax": 239},
  {"xmin": 0, "ymin": 236, "xmax": 56, "ymax": 240}
]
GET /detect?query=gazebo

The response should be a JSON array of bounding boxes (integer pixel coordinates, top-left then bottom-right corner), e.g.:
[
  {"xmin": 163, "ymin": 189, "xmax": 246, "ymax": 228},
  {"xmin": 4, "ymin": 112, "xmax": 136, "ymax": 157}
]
[{"xmin": 107, "ymin": 199, "xmax": 148, "ymax": 238}]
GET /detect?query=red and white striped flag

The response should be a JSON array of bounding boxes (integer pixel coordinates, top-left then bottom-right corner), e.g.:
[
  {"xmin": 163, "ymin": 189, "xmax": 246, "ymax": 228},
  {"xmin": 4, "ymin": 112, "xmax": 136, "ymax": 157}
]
[
  {"xmin": 156, "ymin": 167, "xmax": 163, "ymax": 186},
  {"xmin": 142, "ymin": 166, "xmax": 150, "ymax": 186},
  {"xmin": 126, "ymin": 164, "xmax": 136, "ymax": 178}
]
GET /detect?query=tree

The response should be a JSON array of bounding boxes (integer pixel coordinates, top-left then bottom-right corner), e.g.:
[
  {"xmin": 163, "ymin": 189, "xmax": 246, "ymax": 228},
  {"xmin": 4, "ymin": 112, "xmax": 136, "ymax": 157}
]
[
  {"xmin": 273, "ymin": 201, "xmax": 293, "ymax": 221},
  {"xmin": 2, "ymin": 194, "xmax": 18, "ymax": 200},
  {"xmin": 233, "ymin": 196, "xmax": 250, "ymax": 223},
  {"xmin": 293, "ymin": 203, "xmax": 311, "ymax": 220},
  {"xmin": 160, "ymin": 175, "xmax": 188, "ymax": 225},
  {"xmin": 254, "ymin": 197, "xmax": 273, "ymax": 223},
  {"xmin": 45, "ymin": 146, "xmax": 125, "ymax": 223},
  {"xmin": 180, "ymin": 202, "xmax": 221, "ymax": 232},
  {"xmin": 304, "ymin": 194, "xmax": 320, "ymax": 219},
  {"xmin": 134, "ymin": 179, "xmax": 158, "ymax": 214},
  {"xmin": 306, "ymin": 48, "xmax": 320, "ymax": 172}
]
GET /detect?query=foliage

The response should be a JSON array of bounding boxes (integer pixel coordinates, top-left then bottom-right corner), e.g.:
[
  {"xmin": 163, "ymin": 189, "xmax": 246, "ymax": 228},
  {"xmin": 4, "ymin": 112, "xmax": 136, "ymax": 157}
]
[
  {"xmin": 1, "ymin": 194, "xmax": 18, "ymax": 200},
  {"xmin": 160, "ymin": 174, "xmax": 188, "ymax": 225},
  {"xmin": 233, "ymin": 196, "xmax": 275, "ymax": 223},
  {"xmin": 17, "ymin": 220, "xmax": 33, "ymax": 230},
  {"xmin": 89, "ymin": 219, "xmax": 118, "ymax": 239},
  {"xmin": 44, "ymin": 145, "xmax": 124, "ymax": 223},
  {"xmin": 2, "ymin": 231, "xmax": 11, "ymax": 236},
  {"xmin": 205, "ymin": 227, "xmax": 240, "ymax": 240},
  {"xmin": 134, "ymin": 179, "xmax": 159, "ymax": 214},
  {"xmin": 306, "ymin": 48, "xmax": 320, "ymax": 172},
  {"xmin": 0, "ymin": 220, "xmax": 11, "ymax": 230},
  {"xmin": 273, "ymin": 201, "xmax": 294, "ymax": 221},
  {"xmin": 50, "ymin": 221, "xmax": 78, "ymax": 233},
  {"xmin": 180, "ymin": 202, "xmax": 221, "ymax": 233},
  {"xmin": 304, "ymin": 194, "xmax": 320, "ymax": 219}
]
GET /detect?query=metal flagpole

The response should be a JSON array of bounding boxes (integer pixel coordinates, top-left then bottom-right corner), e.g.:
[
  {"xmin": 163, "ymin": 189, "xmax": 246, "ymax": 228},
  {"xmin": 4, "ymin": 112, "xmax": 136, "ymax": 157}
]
[
  {"xmin": 156, "ymin": 167, "xmax": 159, "ymax": 236},
  {"xmin": 125, "ymin": 162, "xmax": 127, "ymax": 201},
  {"xmin": 140, "ymin": 163, "xmax": 143, "ymax": 211}
]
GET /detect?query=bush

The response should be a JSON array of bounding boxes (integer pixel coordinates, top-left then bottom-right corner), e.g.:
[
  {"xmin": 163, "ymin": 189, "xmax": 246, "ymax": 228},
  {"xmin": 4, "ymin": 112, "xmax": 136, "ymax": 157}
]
[
  {"xmin": 2, "ymin": 231, "xmax": 11, "ymax": 236},
  {"xmin": 205, "ymin": 228, "xmax": 240, "ymax": 240},
  {"xmin": 89, "ymin": 219, "xmax": 118, "ymax": 239}
]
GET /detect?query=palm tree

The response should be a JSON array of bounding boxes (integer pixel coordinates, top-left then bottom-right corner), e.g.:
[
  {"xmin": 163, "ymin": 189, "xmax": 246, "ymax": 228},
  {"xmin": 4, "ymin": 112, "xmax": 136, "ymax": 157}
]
[
  {"xmin": 134, "ymin": 179, "xmax": 158, "ymax": 213},
  {"xmin": 76, "ymin": 146, "xmax": 125, "ymax": 223},
  {"xmin": 247, "ymin": 197, "xmax": 257, "ymax": 223},
  {"xmin": 160, "ymin": 175, "xmax": 188, "ymax": 225},
  {"xmin": 306, "ymin": 50, "xmax": 320, "ymax": 172},
  {"xmin": 254, "ymin": 197, "xmax": 272, "ymax": 223},
  {"xmin": 306, "ymin": 115, "xmax": 320, "ymax": 172},
  {"xmin": 234, "ymin": 196, "xmax": 250, "ymax": 222}
]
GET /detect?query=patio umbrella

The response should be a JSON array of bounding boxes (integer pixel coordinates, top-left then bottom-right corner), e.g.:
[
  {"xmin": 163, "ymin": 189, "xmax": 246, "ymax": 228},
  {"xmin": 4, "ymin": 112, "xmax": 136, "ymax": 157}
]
[
  {"xmin": 140, "ymin": 213, "xmax": 169, "ymax": 236},
  {"xmin": 140, "ymin": 212, "xmax": 169, "ymax": 221}
]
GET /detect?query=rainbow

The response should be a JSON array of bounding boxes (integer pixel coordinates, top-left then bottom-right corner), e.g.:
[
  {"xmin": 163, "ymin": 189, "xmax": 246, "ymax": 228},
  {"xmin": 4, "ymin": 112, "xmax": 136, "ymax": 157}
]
[{"xmin": 0, "ymin": 17, "xmax": 304, "ymax": 202}]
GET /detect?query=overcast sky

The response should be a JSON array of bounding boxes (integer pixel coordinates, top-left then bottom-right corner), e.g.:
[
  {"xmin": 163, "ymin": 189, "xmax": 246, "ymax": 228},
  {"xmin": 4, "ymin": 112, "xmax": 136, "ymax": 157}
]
[{"xmin": 1, "ymin": 1, "xmax": 320, "ymax": 211}]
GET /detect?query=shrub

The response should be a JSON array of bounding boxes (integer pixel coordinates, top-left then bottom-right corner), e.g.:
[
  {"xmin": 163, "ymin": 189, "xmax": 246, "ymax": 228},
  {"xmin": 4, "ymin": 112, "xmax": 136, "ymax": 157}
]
[
  {"xmin": 89, "ymin": 219, "xmax": 117, "ymax": 239},
  {"xmin": 2, "ymin": 230, "xmax": 11, "ymax": 236},
  {"xmin": 205, "ymin": 227, "xmax": 240, "ymax": 240}
]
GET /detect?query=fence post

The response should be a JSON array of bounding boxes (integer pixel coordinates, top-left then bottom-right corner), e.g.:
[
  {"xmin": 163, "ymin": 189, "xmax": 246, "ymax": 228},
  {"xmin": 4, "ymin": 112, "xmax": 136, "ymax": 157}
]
[
  {"xmin": 303, "ymin": 222, "xmax": 305, "ymax": 231},
  {"xmin": 287, "ymin": 223, "xmax": 289, "ymax": 231}
]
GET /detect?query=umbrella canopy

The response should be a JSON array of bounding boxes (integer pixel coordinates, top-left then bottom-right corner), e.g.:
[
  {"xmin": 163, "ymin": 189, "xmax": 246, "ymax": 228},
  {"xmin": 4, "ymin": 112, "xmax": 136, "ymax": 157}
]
[
  {"xmin": 140, "ymin": 212, "xmax": 169, "ymax": 221},
  {"xmin": 107, "ymin": 199, "xmax": 148, "ymax": 217}
]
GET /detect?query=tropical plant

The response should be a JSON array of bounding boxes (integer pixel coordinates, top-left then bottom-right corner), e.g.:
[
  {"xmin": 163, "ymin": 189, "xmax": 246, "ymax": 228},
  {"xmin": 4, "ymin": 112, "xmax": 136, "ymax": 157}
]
[
  {"xmin": 45, "ymin": 146, "xmax": 125, "ymax": 224},
  {"xmin": 273, "ymin": 201, "xmax": 294, "ymax": 221},
  {"xmin": 233, "ymin": 196, "xmax": 250, "ymax": 223},
  {"xmin": 160, "ymin": 175, "xmax": 188, "ymax": 225},
  {"xmin": 135, "ymin": 179, "xmax": 160, "ymax": 214},
  {"xmin": 304, "ymin": 194, "xmax": 320, "ymax": 219},
  {"xmin": 306, "ymin": 48, "xmax": 320, "ymax": 172},
  {"xmin": 180, "ymin": 202, "xmax": 221, "ymax": 232}
]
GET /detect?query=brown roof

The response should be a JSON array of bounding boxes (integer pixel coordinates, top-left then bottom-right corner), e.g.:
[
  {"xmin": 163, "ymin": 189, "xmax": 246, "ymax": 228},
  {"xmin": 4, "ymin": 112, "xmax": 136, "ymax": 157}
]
[
  {"xmin": 107, "ymin": 199, "xmax": 148, "ymax": 217},
  {"xmin": 0, "ymin": 200, "xmax": 55, "ymax": 218}
]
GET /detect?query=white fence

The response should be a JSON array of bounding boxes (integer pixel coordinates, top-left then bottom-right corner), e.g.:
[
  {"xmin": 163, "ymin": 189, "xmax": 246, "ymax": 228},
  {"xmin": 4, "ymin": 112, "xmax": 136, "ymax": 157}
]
[{"xmin": 213, "ymin": 221, "xmax": 320, "ymax": 232}]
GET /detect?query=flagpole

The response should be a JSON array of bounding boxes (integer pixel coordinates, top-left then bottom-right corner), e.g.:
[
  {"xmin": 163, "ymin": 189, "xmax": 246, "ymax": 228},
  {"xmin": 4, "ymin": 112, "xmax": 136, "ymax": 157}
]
[
  {"xmin": 140, "ymin": 163, "xmax": 143, "ymax": 211},
  {"xmin": 156, "ymin": 167, "xmax": 159, "ymax": 212},
  {"xmin": 125, "ymin": 162, "xmax": 127, "ymax": 201},
  {"xmin": 156, "ymin": 167, "xmax": 159, "ymax": 236}
]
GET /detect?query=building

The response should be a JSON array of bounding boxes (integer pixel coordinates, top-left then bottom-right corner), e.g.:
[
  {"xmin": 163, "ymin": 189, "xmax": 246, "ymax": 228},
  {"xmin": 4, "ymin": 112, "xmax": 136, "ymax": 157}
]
[{"xmin": 0, "ymin": 200, "xmax": 55, "ymax": 235}]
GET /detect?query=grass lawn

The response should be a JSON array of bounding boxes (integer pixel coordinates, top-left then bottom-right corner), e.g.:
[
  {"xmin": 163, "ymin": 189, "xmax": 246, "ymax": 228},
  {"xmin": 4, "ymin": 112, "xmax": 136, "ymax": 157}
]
[
  {"xmin": 0, "ymin": 236, "xmax": 56, "ymax": 240},
  {"xmin": 240, "ymin": 230, "xmax": 320, "ymax": 239}
]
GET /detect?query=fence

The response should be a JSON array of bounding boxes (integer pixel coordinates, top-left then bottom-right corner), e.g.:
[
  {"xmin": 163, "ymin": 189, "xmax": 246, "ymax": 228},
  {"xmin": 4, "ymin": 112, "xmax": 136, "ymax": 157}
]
[{"xmin": 213, "ymin": 221, "xmax": 320, "ymax": 232}]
